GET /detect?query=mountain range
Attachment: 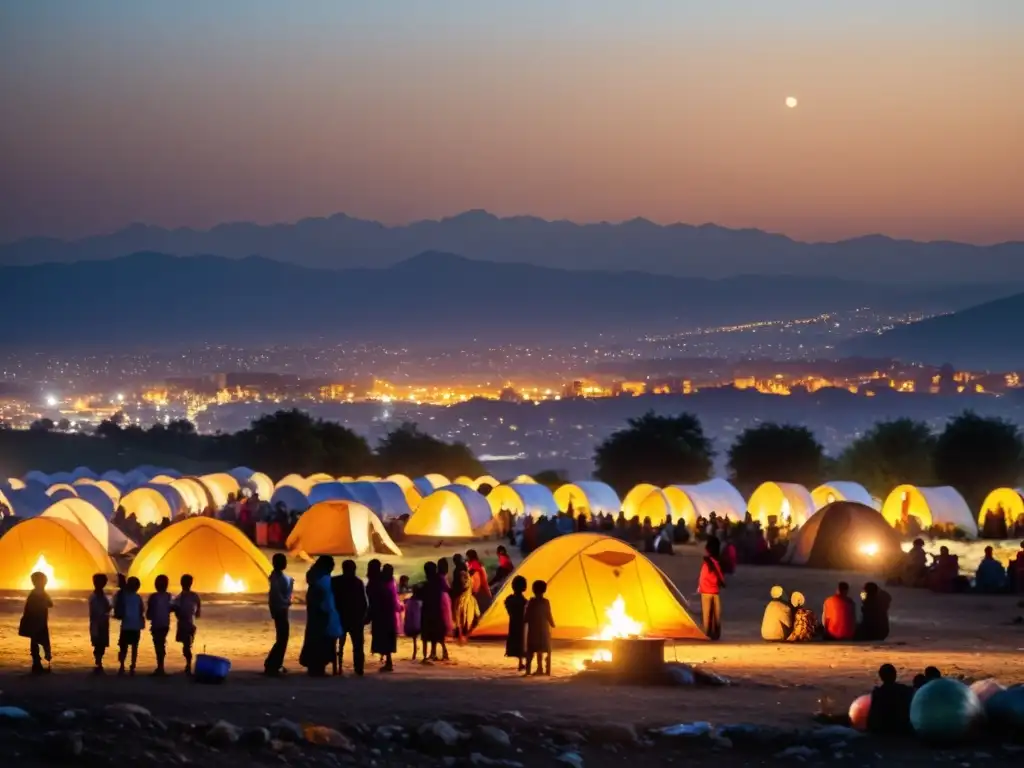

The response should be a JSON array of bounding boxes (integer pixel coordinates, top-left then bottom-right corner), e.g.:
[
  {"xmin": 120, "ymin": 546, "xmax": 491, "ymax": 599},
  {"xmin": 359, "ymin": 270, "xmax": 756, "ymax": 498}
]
[
  {"xmin": 3, "ymin": 211, "xmax": 1022, "ymax": 284},
  {"xmin": 0, "ymin": 251, "xmax": 1015, "ymax": 348}
]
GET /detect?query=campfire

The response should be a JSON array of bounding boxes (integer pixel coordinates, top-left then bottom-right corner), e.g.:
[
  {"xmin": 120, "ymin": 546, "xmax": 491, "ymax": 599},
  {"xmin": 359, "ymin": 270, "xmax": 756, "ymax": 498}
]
[
  {"xmin": 27, "ymin": 554, "xmax": 58, "ymax": 590},
  {"xmin": 220, "ymin": 573, "xmax": 247, "ymax": 593}
]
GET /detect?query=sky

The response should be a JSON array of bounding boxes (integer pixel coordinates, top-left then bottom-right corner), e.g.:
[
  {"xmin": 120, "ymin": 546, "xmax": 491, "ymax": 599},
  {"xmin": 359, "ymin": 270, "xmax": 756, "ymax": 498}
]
[{"xmin": 1, "ymin": 1, "xmax": 1022, "ymax": 244}]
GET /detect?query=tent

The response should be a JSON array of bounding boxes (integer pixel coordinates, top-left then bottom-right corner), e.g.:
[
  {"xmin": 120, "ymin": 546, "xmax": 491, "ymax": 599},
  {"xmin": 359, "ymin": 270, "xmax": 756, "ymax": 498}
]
[
  {"xmin": 70, "ymin": 466, "xmax": 98, "ymax": 481},
  {"xmin": 881, "ymin": 485, "xmax": 977, "ymax": 537},
  {"xmin": 0, "ymin": 516, "xmax": 117, "ymax": 590},
  {"xmin": 385, "ymin": 474, "xmax": 414, "ymax": 490},
  {"xmin": 41, "ymin": 497, "xmax": 136, "ymax": 555},
  {"xmin": 553, "ymin": 482, "xmax": 621, "ymax": 518},
  {"xmin": 413, "ymin": 476, "xmax": 436, "ymax": 496},
  {"xmin": 235, "ymin": 470, "xmax": 272, "ymax": 500},
  {"xmin": 5, "ymin": 477, "xmax": 27, "ymax": 490},
  {"xmin": 46, "ymin": 483, "xmax": 79, "ymax": 498},
  {"xmin": 198, "ymin": 473, "xmax": 241, "ymax": 508},
  {"xmin": 747, "ymin": 482, "xmax": 815, "ymax": 528},
  {"xmin": 405, "ymin": 486, "xmax": 496, "ymax": 538},
  {"xmin": 23, "ymin": 471, "xmax": 51, "ymax": 486},
  {"xmin": 622, "ymin": 483, "xmax": 664, "ymax": 521},
  {"xmin": 783, "ymin": 501, "xmax": 903, "ymax": 570},
  {"xmin": 275, "ymin": 473, "xmax": 311, "ymax": 493},
  {"xmin": 75, "ymin": 478, "xmax": 123, "ymax": 505},
  {"xmin": 638, "ymin": 479, "xmax": 747, "ymax": 527},
  {"xmin": 2, "ymin": 487, "xmax": 51, "ymax": 518},
  {"xmin": 286, "ymin": 501, "xmax": 402, "ymax": 556},
  {"xmin": 371, "ymin": 482, "xmax": 414, "ymax": 519},
  {"xmin": 128, "ymin": 516, "xmax": 273, "ymax": 594},
  {"xmin": 812, "ymin": 482, "xmax": 876, "ymax": 510},
  {"xmin": 307, "ymin": 473, "xmax": 336, "ymax": 484},
  {"xmin": 511, "ymin": 474, "xmax": 537, "ymax": 484},
  {"xmin": 474, "ymin": 533, "xmax": 705, "ymax": 640},
  {"xmin": 164, "ymin": 477, "xmax": 214, "ymax": 514},
  {"xmin": 270, "ymin": 485, "xmax": 311, "ymax": 512},
  {"xmin": 487, "ymin": 483, "xmax": 560, "ymax": 520},
  {"xmin": 120, "ymin": 486, "xmax": 176, "ymax": 526},
  {"xmin": 473, "ymin": 475, "xmax": 500, "ymax": 492},
  {"xmin": 978, "ymin": 488, "xmax": 1024, "ymax": 531},
  {"xmin": 453, "ymin": 476, "xmax": 476, "ymax": 487},
  {"xmin": 101, "ymin": 470, "xmax": 128, "ymax": 486},
  {"xmin": 73, "ymin": 483, "xmax": 116, "ymax": 519}
]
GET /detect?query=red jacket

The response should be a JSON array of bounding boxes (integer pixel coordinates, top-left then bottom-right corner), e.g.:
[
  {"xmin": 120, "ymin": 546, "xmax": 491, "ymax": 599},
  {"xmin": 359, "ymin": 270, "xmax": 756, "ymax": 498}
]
[
  {"xmin": 698, "ymin": 556, "xmax": 726, "ymax": 595},
  {"xmin": 822, "ymin": 594, "xmax": 856, "ymax": 640}
]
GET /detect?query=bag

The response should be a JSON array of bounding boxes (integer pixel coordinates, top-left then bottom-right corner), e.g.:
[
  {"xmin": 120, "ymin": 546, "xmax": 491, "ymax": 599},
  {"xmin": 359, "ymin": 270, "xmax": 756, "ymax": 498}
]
[{"xmin": 18, "ymin": 614, "xmax": 33, "ymax": 638}]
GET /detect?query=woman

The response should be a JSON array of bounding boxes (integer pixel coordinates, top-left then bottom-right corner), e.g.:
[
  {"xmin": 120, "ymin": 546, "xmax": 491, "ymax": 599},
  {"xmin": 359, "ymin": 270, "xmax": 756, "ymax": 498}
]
[
  {"xmin": 466, "ymin": 549, "xmax": 492, "ymax": 613},
  {"xmin": 369, "ymin": 564, "xmax": 401, "ymax": 672},
  {"xmin": 419, "ymin": 561, "xmax": 450, "ymax": 663},
  {"xmin": 299, "ymin": 556, "xmax": 342, "ymax": 677},
  {"xmin": 786, "ymin": 591, "xmax": 819, "ymax": 642},
  {"xmin": 490, "ymin": 545, "xmax": 515, "ymax": 590},
  {"xmin": 697, "ymin": 537, "xmax": 726, "ymax": 640}
]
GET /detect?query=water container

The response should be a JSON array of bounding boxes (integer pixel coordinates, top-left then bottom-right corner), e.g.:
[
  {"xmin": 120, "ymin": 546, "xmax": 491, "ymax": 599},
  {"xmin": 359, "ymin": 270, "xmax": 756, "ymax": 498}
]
[{"xmin": 194, "ymin": 653, "xmax": 231, "ymax": 683}]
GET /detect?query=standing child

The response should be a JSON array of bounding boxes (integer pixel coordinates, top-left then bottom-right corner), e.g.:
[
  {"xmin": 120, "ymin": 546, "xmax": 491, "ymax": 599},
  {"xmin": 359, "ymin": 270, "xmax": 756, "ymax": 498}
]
[
  {"xmin": 503, "ymin": 575, "xmax": 528, "ymax": 671},
  {"xmin": 172, "ymin": 574, "xmax": 201, "ymax": 675},
  {"xmin": 524, "ymin": 579, "xmax": 555, "ymax": 676},
  {"xmin": 698, "ymin": 537, "xmax": 726, "ymax": 640},
  {"xmin": 398, "ymin": 574, "xmax": 411, "ymax": 596},
  {"xmin": 146, "ymin": 575, "xmax": 172, "ymax": 676},
  {"xmin": 453, "ymin": 568, "xmax": 480, "ymax": 644},
  {"xmin": 20, "ymin": 571, "xmax": 53, "ymax": 674},
  {"xmin": 117, "ymin": 576, "xmax": 145, "ymax": 676},
  {"xmin": 88, "ymin": 574, "xmax": 112, "ymax": 674},
  {"xmin": 404, "ymin": 584, "xmax": 423, "ymax": 660}
]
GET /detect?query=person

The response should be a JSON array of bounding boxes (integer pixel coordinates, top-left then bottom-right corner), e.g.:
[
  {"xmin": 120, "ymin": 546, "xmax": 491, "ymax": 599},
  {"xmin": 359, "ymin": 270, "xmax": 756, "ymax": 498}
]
[
  {"xmin": 901, "ymin": 539, "xmax": 928, "ymax": 586},
  {"xmin": 698, "ymin": 537, "xmax": 726, "ymax": 640},
  {"xmin": 720, "ymin": 536, "xmax": 738, "ymax": 575},
  {"xmin": 524, "ymin": 579, "xmax": 555, "ymax": 676},
  {"xmin": 117, "ymin": 576, "xmax": 145, "ymax": 676},
  {"xmin": 929, "ymin": 546, "xmax": 959, "ymax": 593},
  {"xmin": 453, "ymin": 566, "xmax": 480, "ymax": 643},
  {"xmin": 858, "ymin": 582, "xmax": 892, "ymax": 641},
  {"xmin": 822, "ymin": 582, "xmax": 856, "ymax": 641},
  {"xmin": 369, "ymin": 563, "xmax": 401, "ymax": 672},
  {"xmin": 146, "ymin": 574, "xmax": 173, "ymax": 676},
  {"xmin": 88, "ymin": 573, "xmax": 112, "ymax": 674},
  {"xmin": 173, "ymin": 574, "xmax": 202, "ymax": 675},
  {"xmin": 404, "ymin": 584, "xmax": 423, "ymax": 660},
  {"xmin": 924, "ymin": 665, "xmax": 942, "ymax": 683},
  {"xmin": 867, "ymin": 663, "xmax": 913, "ymax": 735},
  {"xmin": 491, "ymin": 545, "xmax": 515, "ymax": 588},
  {"xmin": 264, "ymin": 552, "xmax": 293, "ymax": 676},
  {"xmin": 398, "ymin": 574, "xmax": 411, "ymax": 596},
  {"xmin": 20, "ymin": 571, "xmax": 53, "ymax": 674},
  {"xmin": 787, "ymin": 592, "xmax": 819, "ymax": 642},
  {"xmin": 332, "ymin": 559, "xmax": 367, "ymax": 676},
  {"xmin": 504, "ymin": 575, "xmax": 528, "ymax": 671},
  {"xmin": 299, "ymin": 556, "xmax": 342, "ymax": 677},
  {"xmin": 760, "ymin": 585, "xmax": 793, "ymax": 641},
  {"xmin": 420, "ymin": 561, "xmax": 446, "ymax": 663},
  {"xmin": 975, "ymin": 546, "xmax": 1007, "ymax": 593}
]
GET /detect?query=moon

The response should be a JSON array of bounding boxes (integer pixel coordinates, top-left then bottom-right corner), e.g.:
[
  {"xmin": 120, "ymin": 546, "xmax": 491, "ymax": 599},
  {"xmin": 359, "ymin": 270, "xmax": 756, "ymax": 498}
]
[{"xmin": 785, "ymin": 96, "xmax": 798, "ymax": 109}]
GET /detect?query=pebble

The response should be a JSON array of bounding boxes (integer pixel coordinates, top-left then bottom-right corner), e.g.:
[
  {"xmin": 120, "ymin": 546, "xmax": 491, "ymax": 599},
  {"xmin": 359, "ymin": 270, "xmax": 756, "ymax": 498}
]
[
  {"xmin": 588, "ymin": 722, "xmax": 637, "ymax": 745},
  {"xmin": 270, "ymin": 718, "xmax": 305, "ymax": 743},
  {"xmin": 774, "ymin": 745, "xmax": 820, "ymax": 761},
  {"xmin": 206, "ymin": 720, "xmax": 242, "ymax": 747},
  {"xmin": 416, "ymin": 720, "xmax": 465, "ymax": 752},
  {"xmin": 469, "ymin": 753, "xmax": 524, "ymax": 768},
  {"xmin": 473, "ymin": 725, "xmax": 511, "ymax": 751},
  {"xmin": 302, "ymin": 726, "xmax": 355, "ymax": 752},
  {"xmin": 556, "ymin": 752, "xmax": 584, "ymax": 768},
  {"xmin": 241, "ymin": 727, "xmax": 272, "ymax": 748}
]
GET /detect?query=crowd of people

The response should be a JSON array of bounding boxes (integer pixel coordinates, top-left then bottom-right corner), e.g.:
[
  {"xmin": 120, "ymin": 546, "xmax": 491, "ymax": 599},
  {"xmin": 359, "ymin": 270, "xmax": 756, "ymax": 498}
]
[
  {"xmin": 759, "ymin": 581, "xmax": 892, "ymax": 643},
  {"xmin": 893, "ymin": 538, "xmax": 1024, "ymax": 594}
]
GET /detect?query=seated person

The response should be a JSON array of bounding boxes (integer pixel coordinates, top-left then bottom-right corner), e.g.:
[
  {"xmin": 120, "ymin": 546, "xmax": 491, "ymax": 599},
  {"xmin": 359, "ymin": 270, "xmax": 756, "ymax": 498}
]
[
  {"xmin": 975, "ymin": 546, "xmax": 1007, "ymax": 593},
  {"xmin": 760, "ymin": 585, "xmax": 794, "ymax": 641},
  {"xmin": 928, "ymin": 546, "xmax": 959, "ymax": 593},
  {"xmin": 857, "ymin": 582, "xmax": 892, "ymax": 642},
  {"xmin": 901, "ymin": 539, "xmax": 928, "ymax": 586},
  {"xmin": 867, "ymin": 663, "xmax": 913, "ymax": 735},
  {"xmin": 822, "ymin": 582, "xmax": 856, "ymax": 641},
  {"xmin": 787, "ymin": 592, "xmax": 819, "ymax": 642}
]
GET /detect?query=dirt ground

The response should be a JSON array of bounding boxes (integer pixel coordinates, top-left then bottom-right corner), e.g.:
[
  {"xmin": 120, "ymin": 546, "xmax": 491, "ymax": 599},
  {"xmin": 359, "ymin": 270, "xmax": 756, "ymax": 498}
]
[{"xmin": 1, "ymin": 544, "xmax": 1021, "ymax": 733}]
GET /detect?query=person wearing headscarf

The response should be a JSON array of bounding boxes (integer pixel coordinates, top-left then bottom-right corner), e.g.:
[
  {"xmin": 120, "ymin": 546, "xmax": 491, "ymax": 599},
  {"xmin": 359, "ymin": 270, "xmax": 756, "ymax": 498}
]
[
  {"xmin": 299, "ymin": 556, "xmax": 342, "ymax": 677},
  {"xmin": 760, "ymin": 585, "xmax": 794, "ymax": 641},
  {"xmin": 786, "ymin": 591, "xmax": 819, "ymax": 642},
  {"xmin": 369, "ymin": 564, "xmax": 401, "ymax": 672},
  {"xmin": 857, "ymin": 582, "xmax": 892, "ymax": 641}
]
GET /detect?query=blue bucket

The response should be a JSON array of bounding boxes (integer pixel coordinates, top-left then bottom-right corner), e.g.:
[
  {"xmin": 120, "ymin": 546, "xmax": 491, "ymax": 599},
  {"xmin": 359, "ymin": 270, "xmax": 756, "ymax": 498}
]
[{"xmin": 194, "ymin": 653, "xmax": 231, "ymax": 683}]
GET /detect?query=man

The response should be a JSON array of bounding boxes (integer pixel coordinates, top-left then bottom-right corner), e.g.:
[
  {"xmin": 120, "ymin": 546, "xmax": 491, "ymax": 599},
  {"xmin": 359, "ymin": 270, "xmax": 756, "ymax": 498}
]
[
  {"xmin": 760, "ymin": 585, "xmax": 793, "ymax": 641},
  {"xmin": 975, "ymin": 546, "xmax": 1007, "ymax": 594},
  {"xmin": 867, "ymin": 663, "xmax": 913, "ymax": 735},
  {"xmin": 331, "ymin": 559, "xmax": 367, "ymax": 676},
  {"xmin": 822, "ymin": 582, "xmax": 856, "ymax": 641},
  {"xmin": 858, "ymin": 582, "xmax": 892, "ymax": 641},
  {"xmin": 264, "ymin": 553, "xmax": 293, "ymax": 676}
]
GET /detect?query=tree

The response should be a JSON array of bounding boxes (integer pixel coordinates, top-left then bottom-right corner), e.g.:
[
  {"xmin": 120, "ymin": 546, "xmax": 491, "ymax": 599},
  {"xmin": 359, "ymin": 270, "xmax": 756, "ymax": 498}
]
[
  {"xmin": 933, "ymin": 411, "xmax": 1023, "ymax": 510},
  {"xmin": 241, "ymin": 409, "xmax": 373, "ymax": 478},
  {"xmin": 56, "ymin": 418, "xmax": 72, "ymax": 432},
  {"xmin": 728, "ymin": 423, "xmax": 824, "ymax": 491},
  {"xmin": 593, "ymin": 411, "xmax": 714, "ymax": 495},
  {"xmin": 376, "ymin": 422, "xmax": 485, "ymax": 480},
  {"xmin": 532, "ymin": 469, "xmax": 567, "ymax": 490},
  {"xmin": 837, "ymin": 419, "xmax": 936, "ymax": 498},
  {"xmin": 29, "ymin": 418, "xmax": 54, "ymax": 432}
]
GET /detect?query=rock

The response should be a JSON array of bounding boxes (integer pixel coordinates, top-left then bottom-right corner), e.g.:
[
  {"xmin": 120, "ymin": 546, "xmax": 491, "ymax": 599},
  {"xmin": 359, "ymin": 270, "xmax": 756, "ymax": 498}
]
[
  {"xmin": 104, "ymin": 703, "xmax": 152, "ymax": 719},
  {"xmin": 442, "ymin": 758, "xmax": 457, "ymax": 767},
  {"xmin": 0, "ymin": 706, "xmax": 32, "ymax": 720},
  {"xmin": 551, "ymin": 730, "xmax": 586, "ymax": 746},
  {"xmin": 774, "ymin": 745, "xmax": 820, "ymax": 761},
  {"xmin": 711, "ymin": 736, "xmax": 733, "ymax": 750},
  {"xmin": 470, "ymin": 753, "xmax": 524, "ymax": 768},
  {"xmin": 303, "ymin": 726, "xmax": 355, "ymax": 752},
  {"xmin": 588, "ymin": 723, "xmax": 637, "ymax": 745},
  {"xmin": 809, "ymin": 726, "xmax": 864, "ymax": 742},
  {"xmin": 45, "ymin": 731, "xmax": 83, "ymax": 758},
  {"xmin": 206, "ymin": 720, "xmax": 242, "ymax": 747},
  {"xmin": 270, "ymin": 718, "xmax": 305, "ymax": 743},
  {"xmin": 473, "ymin": 725, "xmax": 512, "ymax": 751},
  {"xmin": 556, "ymin": 752, "xmax": 584, "ymax": 768},
  {"xmin": 374, "ymin": 725, "xmax": 404, "ymax": 742},
  {"xmin": 417, "ymin": 720, "xmax": 466, "ymax": 752},
  {"xmin": 241, "ymin": 727, "xmax": 272, "ymax": 748}
]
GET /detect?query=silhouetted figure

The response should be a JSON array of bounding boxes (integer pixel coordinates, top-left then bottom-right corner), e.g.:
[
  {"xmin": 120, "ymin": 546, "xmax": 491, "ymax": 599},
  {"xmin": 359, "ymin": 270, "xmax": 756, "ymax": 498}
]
[
  {"xmin": 857, "ymin": 582, "xmax": 891, "ymax": 641},
  {"xmin": 822, "ymin": 582, "xmax": 856, "ymax": 641},
  {"xmin": 117, "ymin": 576, "xmax": 145, "ymax": 676},
  {"xmin": 146, "ymin": 574, "xmax": 172, "ymax": 676},
  {"xmin": 173, "ymin": 574, "xmax": 202, "ymax": 675},
  {"xmin": 20, "ymin": 571, "xmax": 53, "ymax": 674},
  {"xmin": 698, "ymin": 537, "xmax": 726, "ymax": 640},
  {"xmin": 299, "ymin": 556, "xmax": 341, "ymax": 677},
  {"xmin": 525, "ymin": 579, "xmax": 555, "ymax": 676},
  {"xmin": 89, "ymin": 573, "xmax": 112, "ymax": 673},
  {"xmin": 504, "ymin": 575, "xmax": 528, "ymax": 671},
  {"xmin": 264, "ymin": 552, "xmax": 293, "ymax": 676},
  {"xmin": 867, "ymin": 663, "xmax": 913, "ymax": 735},
  {"xmin": 332, "ymin": 558, "xmax": 367, "ymax": 676}
]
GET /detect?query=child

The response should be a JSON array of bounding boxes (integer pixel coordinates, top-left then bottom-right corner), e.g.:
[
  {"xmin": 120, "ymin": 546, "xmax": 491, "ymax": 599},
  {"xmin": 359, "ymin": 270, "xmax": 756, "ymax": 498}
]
[
  {"xmin": 117, "ymin": 576, "xmax": 145, "ymax": 676},
  {"xmin": 504, "ymin": 575, "xmax": 528, "ymax": 671},
  {"xmin": 88, "ymin": 573, "xmax": 112, "ymax": 673},
  {"xmin": 398, "ymin": 574, "xmax": 411, "ymax": 596},
  {"xmin": 453, "ymin": 568, "xmax": 480, "ymax": 645},
  {"xmin": 404, "ymin": 584, "xmax": 423, "ymax": 660},
  {"xmin": 172, "ymin": 574, "xmax": 201, "ymax": 675},
  {"xmin": 146, "ymin": 574, "xmax": 172, "ymax": 676},
  {"xmin": 524, "ymin": 579, "xmax": 555, "ymax": 676},
  {"xmin": 20, "ymin": 571, "xmax": 53, "ymax": 674}
]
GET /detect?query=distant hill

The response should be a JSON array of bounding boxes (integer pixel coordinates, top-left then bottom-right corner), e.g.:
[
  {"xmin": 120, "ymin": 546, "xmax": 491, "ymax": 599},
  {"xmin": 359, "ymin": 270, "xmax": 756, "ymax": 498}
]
[
  {"xmin": 842, "ymin": 292, "xmax": 1024, "ymax": 370},
  {"xmin": 1, "ymin": 251, "xmax": 1012, "ymax": 347},
  {"xmin": 2, "ymin": 210, "xmax": 1022, "ymax": 284}
]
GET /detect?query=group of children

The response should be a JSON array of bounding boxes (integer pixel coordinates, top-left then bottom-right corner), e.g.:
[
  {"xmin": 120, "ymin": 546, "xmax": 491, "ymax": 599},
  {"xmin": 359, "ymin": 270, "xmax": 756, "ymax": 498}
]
[{"xmin": 20, "ymin": 570, "xmax": 201, "ymax": 676}]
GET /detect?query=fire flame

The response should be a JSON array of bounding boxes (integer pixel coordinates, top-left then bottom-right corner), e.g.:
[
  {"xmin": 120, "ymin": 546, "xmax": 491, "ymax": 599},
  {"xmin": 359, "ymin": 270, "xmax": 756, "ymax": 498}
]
[
  {"xmin": 220, "ymin": 573, "xmax": 246, "ymax": 593},
  {"xmin": 27, "ymin": 554, "xmax": 58, "ymax": 590},
  {"xmin": 581, "ymin": 596, "xmax": 643, "ymax": 668}
]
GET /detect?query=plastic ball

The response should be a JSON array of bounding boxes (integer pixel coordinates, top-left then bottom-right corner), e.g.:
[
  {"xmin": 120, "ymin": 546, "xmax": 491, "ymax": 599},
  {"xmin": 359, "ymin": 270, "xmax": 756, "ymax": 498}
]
[
  {"xmin": 848, "ymin": 693, "xmax": 871, "ymax": 731},
  {"xmin": 984, "ymin": 686, "xmax": 1024, "ymax": 739},
  {"xmin": 969, "ymin": 678, "xmax": 1005, "ymax": 704},
  {"xmin": 910, "ymin": 678, "xmax": 983, "ymax": 742}
]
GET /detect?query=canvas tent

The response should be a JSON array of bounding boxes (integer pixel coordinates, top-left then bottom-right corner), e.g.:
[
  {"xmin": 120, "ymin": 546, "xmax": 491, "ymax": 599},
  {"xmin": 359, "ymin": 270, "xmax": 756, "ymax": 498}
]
[
  {"xmin": 41, "ymin": 497, "xmax": 136, "ymax": 555},
  {"xmin": 197, "ymin": 473, "xmax": 241, "ymax": 508},
  {"xmin": 128, "ymin": 516, "xmax": 272, "ymax": 593},
  {"xmin": 474, "ymin": 533, "xmax": 705, "ymax": 640},
  {"xmin": 286, "ymin": 501, "xmax": 402, "ymax": 557},
  {"xmin": 638, "ymin": 479, "xmax": 747, "ymax": 527},
  {"xmin": 553, "ymin": 482, "xmax": 621, "ymax": 518},
  {"xmin": 783, "ymin": 501, "xmax": 903, "ymax": 570},
  {"xmin": 881, "ymin": 485, "xmax": 977, "ymax": 537},
  {"xmin": 812, "ymin": 482, "xmax": 876, "ymax": 510},
  {"xmin": 73, "ymin": 483, "xmax": 117, "ymax": 519},
  {"xmin": 978, "ymin": 487, "xmax": 1024, "ymax": 531},
  {"xmin": 275, "ymin": 474, "xmax": 311, "ymax": 493},
  {"xmin": 120, "ymin": 486, "xmax": 179, "ymax": 526},
  {"xmin": 487, "ymin": 484, "xmax": 559, "ymax": 520},
  {"xmin": 404, "ymin": 485, "xmax": 496, "ymax": 538},
  {"xmin": 621, "ymin": 484, "xmax": 663, "ymax": 521},
  {"xmin": 0, "ymin": 516, "xmax": 117, "ymax": 590},
  {"xmin": 747, "ymin": 482, "xmax": 815, "ymax": 528},
  {"xmin": 270, "ymin": 485, "xmax": 311, "ymax": 512}
]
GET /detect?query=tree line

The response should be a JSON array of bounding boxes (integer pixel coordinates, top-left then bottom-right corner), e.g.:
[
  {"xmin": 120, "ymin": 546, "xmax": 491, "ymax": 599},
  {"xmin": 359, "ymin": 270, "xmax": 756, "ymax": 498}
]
[{"xmin": 593, "ymin": 410, "xmax": 1024, "ymax": 511}]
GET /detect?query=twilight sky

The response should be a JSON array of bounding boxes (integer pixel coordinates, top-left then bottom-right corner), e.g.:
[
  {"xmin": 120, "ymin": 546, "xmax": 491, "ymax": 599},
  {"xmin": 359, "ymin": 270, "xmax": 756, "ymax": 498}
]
[{"xmin": 1, "ymin": 1, "xmax": 1022, "ymax": 244}]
